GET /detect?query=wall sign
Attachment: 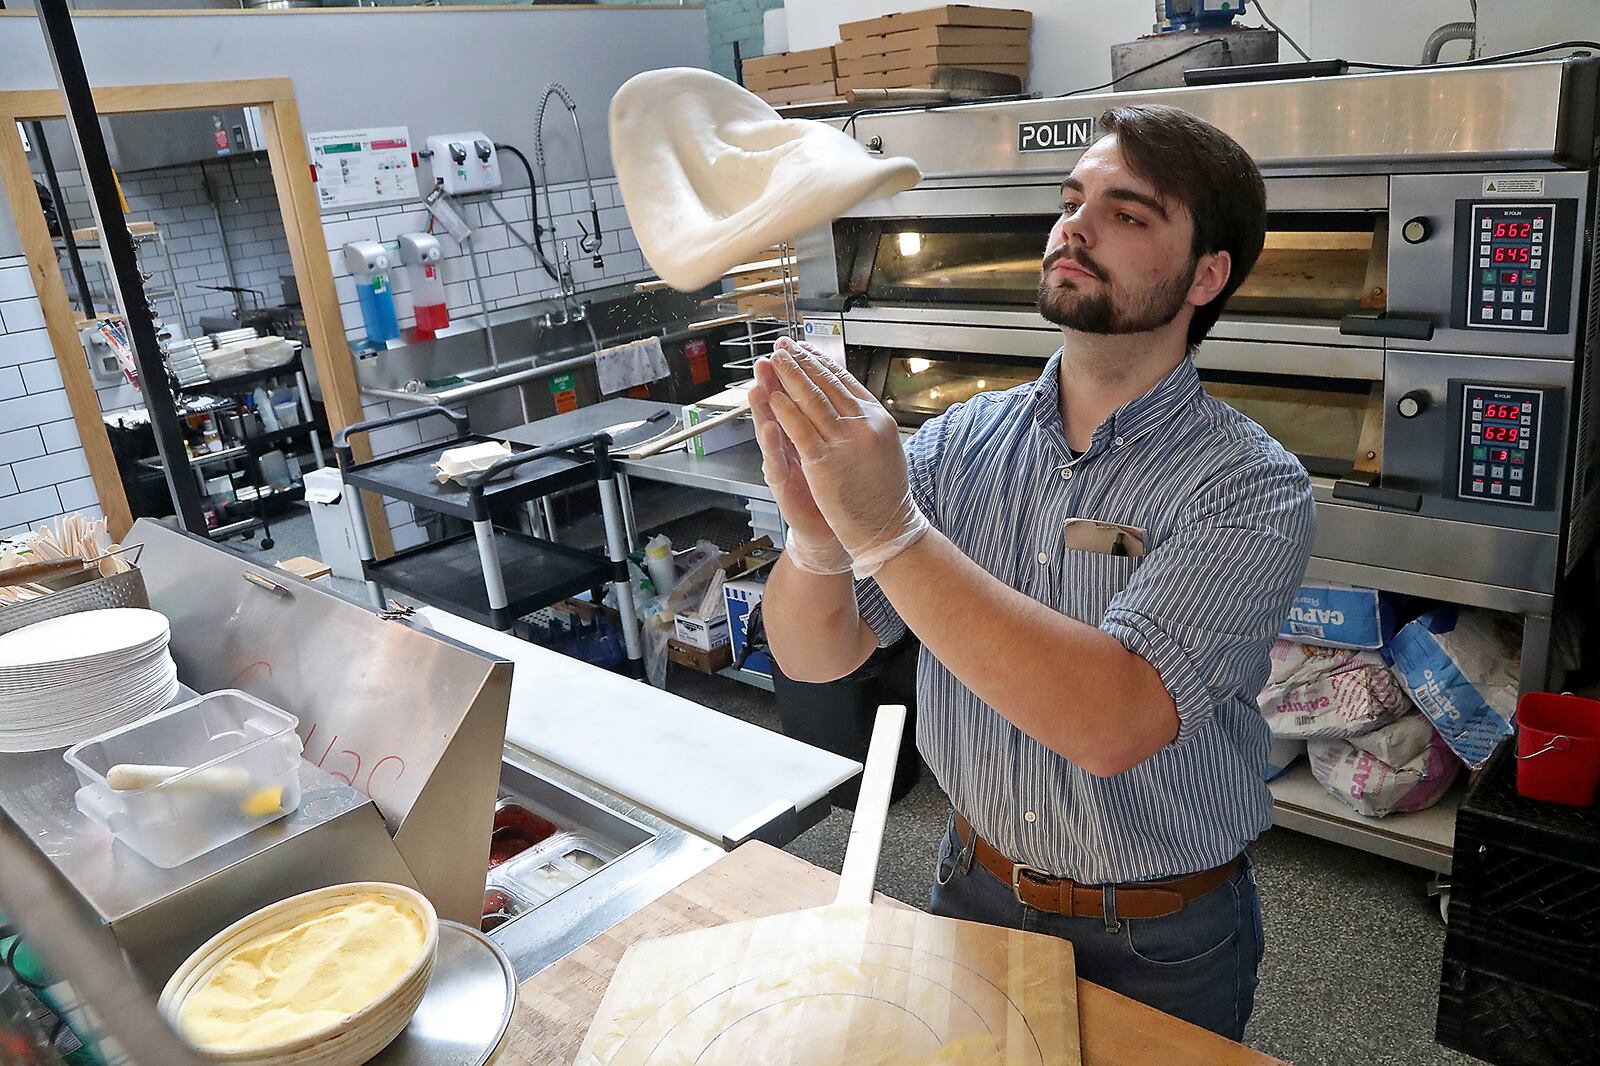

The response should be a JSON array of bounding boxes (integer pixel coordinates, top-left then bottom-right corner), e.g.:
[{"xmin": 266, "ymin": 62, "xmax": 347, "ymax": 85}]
[{"xmin": 308, "ymin": 126, "xmax": 420, "ymax": 209}]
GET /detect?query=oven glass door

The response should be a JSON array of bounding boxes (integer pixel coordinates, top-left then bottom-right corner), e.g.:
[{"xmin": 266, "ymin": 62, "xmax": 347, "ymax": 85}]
[
  {"xmin": 861, "ymin": 218, "xmax": 1053, "ymax": 305},
  {"xmin": 859, "ymin": 346, "xmax": 1381, "ymax": 480},
  {"xmin": 1222, "ymin": 212, "xmax": 1387, "ymax": 321},
  {"xmin": 1199, "ymin": 371, "xmax": 1381, "ymax": 480},
  {"xmin": 857, "ymin": 348, "xmax": 1045, "ymax": 426},
  {"xmin": 851, "ymin": 212, "xmax": 1387, "ymax": 321}
]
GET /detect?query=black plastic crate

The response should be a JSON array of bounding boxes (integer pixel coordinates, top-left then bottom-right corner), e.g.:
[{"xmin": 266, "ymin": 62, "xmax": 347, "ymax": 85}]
[
  {"xmin": 1438, "ymin": 923, "xmax": 1600, "ymax": 1066},
  {"xmin": 1448, "ymin": 742, "xmax": 1600, "ymax": 974}
]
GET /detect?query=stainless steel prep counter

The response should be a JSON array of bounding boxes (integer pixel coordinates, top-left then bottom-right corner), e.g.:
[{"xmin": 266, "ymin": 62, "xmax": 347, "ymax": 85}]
[{"xmin": 494, "ymin": 396, "xmax": 772, "ymax": 506}]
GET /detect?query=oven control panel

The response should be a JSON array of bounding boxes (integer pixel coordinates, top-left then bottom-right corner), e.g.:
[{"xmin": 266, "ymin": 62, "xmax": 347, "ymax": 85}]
[
  {"xmin": 1466, "ymin": 204, "xmax": 1554, "ymax": 330},
  {"xmin": 1457, "ymin": 384, "xmax": 1548, "ymax": 506},
  {"xmin": 1452, "ymin": 198, "xmax": 1575, "ymax": 336}
]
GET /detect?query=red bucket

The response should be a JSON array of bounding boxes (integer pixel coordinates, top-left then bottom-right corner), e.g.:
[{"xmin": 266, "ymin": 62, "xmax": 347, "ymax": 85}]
[{"xmin": 1515, "ymin": 692, "xmax": 1600, "ymax": 807}]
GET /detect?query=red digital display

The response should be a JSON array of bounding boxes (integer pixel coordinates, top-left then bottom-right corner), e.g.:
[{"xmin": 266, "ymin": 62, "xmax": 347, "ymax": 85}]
[
  {"xmin": 1484, "ymin": 403, "xmax": 1522, "ymax": 419},
  {"xmin": 1493, "ymin": 222, "xmax": 1534, "ymax": 238},
  {"xmin": 1501, "ymin": 271, "xmax": 1519, "ymax": 284},
  {"xmin": 1483, "ymin": 425, "xmax": 1520, "ymax": 443},
  {"xmin": 1493, "ymin": 246, "xmax": 1531, "ymax": 263}
]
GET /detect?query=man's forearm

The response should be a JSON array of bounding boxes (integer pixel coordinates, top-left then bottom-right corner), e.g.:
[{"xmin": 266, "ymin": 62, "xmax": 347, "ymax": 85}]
[
  {"xmin": 763, "ymin": 555, "xmax": 877, "ymax": 682},
  {"xmin": 872, "ymin": 530, "xmax": 1177, "ymax": 775}
]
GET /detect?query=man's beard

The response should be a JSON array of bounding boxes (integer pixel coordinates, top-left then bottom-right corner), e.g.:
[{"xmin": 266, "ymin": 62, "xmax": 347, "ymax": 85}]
[{"xmin": 1037, "ymin": 245, "xmax": 1195, "ymax": 335}]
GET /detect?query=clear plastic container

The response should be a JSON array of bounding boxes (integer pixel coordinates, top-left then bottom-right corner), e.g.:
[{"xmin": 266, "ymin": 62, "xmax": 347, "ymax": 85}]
[{"xmin": 63, "ymin": 690, "xmax": 304, "ymax": 868}]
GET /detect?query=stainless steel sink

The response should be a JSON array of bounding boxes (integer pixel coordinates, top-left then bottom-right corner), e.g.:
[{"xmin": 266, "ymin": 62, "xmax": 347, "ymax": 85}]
[
  {"xmin": 353, "ymin": 282, "xmax": 727, "ymax": 436},
  {"xmin": 356, "ymin": 284, "xmax": 711, "ymax": 396}
]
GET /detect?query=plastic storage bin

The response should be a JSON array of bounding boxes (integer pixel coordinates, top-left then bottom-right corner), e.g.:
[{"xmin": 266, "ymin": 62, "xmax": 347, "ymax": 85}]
[
  {"xmin": 64, "ymin": 690, "xmax": 304, "ymax": 868},
  {"xmin": 1437, "ymin": 742, "xmax": 1600, "ymax": 1064}
]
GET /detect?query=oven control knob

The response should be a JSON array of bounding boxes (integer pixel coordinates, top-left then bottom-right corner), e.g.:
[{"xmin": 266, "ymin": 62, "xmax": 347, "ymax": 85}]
[
  {"xmin": 1397, "ymin": 391, "xmax": 1428, "ymax": 419},
  {"xmin": 1402, "ymin": 217, "xmax": 1431, "ymax": 244}
]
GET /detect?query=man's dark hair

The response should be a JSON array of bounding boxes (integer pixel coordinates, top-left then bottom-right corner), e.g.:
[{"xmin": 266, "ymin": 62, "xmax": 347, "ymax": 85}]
[{"xmin": 1092, "ymin": 105, "xmax": 1266, "ymax": 350}]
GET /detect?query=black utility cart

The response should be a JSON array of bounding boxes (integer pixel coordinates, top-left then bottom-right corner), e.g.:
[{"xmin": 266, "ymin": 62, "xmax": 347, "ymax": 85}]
[{"xmin": 333, "ymin": 407, "xmax": 643, "ymax": 676}]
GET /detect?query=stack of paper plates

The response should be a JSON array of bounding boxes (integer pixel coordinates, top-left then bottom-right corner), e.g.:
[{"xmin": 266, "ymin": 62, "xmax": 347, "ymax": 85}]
[{"xmin": 0, "ymin": 608, "xmax": 179, "ymax": 752}]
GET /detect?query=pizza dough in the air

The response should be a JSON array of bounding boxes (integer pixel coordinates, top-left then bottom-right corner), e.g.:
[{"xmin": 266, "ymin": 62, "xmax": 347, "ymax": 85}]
[{"xmin": 609, "ymin": 67, "xmax": 922, "ymax": 292}]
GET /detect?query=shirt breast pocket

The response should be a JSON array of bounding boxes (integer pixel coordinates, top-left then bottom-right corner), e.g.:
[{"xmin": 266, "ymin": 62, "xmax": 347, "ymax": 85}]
[{"xmin": 1060, "ymin": 549, "xmax": 1143, "ymax": 625}]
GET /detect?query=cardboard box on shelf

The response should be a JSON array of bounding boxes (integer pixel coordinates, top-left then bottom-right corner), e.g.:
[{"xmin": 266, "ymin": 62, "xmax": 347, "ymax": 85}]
[
  {"xmin": 674, "ymin": 610, "xmax": 731, "ymax": 652},
  {"xmin": 683, "ymin": 401, "xmax": 757, "ymax": 457},
  {"xmin": 754, "ymin": 82, "xmax": 843, "ymax": 108},
  {"xmin": 743, "ymin": 46, "xmax": 837, "ymax": 92},
  {"xmin": 839, "ymin": 5, "xmax": 1033, "ymax": 41},
  {"xmin": 725, "ymin": 575, "xmax": 773, "ymax": 679},
  {"xmin": 717, "ymin": 537, "xmax": 779, "ymax": 582},
  {"xmin": 276, "ymin": 556, "xmax": 332, "ymax": 581},
  {"xmin": 838, "ymin": 67, "xmax": 1028, "ymax": 92},
  {"xmin": 667, "ymin": 638, "xmax": 734, "ymax": 674},
  {"xmin": 746, "ymin": 66, "xmax": 835, "ymax": 92},
  {"xmin": 834, "ymin": 25, "xmax": 1030, "ymax": 61},
  {"xmin": 835, "ymin": 44, "xmax": 1030, "ymax": 78}
]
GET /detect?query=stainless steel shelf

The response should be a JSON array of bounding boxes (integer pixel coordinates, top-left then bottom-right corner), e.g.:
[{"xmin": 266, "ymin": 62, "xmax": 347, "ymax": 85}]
[{"xmin": 1269, "ymin": 761, "xmax": 1463, "ymax": 873}]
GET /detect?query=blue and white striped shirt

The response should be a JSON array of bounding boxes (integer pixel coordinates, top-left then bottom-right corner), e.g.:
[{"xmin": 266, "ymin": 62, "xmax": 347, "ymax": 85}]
[{"xmin": 857, "ymin": 350, "xmax": 1314, "ymax": 883}]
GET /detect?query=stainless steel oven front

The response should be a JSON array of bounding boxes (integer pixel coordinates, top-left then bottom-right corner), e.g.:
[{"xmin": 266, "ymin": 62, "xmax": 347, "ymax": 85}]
[{"xmin": 796, "ymin": 58, "xmax": 1600, "ymax": 692}]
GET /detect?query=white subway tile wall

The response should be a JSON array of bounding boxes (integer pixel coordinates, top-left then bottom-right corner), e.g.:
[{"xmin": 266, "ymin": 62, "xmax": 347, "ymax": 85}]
[
  {"xmin": 325, "ymin": 176, "xmax": 650, "ymax": 346},
  {"xmin": 0, "ymin": 254, "xmax": 94, "ymax": 540},
  {"xmin": 37, "ymin": 156, "xmax": 298, "ymax": 415},
  {"xmin": 7, "ymin": 162, "xmax": 658, "ymax": 550},
  {"xmin": 329, "ymin": 176, "xmax": 656, "ymax": 556}
]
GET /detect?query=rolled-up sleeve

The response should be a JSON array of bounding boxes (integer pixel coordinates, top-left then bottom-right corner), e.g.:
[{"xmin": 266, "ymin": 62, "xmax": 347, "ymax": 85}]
[
  {"xmin": 855, "ymin": 411, "xmax": 950, "ymax": 648},
  {"xmin": 1099, "ymin": 450, "xmax": 1314, "ymax": 744}
]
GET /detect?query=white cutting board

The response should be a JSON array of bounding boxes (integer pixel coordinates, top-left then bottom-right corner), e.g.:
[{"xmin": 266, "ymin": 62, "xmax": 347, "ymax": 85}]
[{"xmin": 415, "ymin": 608, "xmax": 859, "ymax": 842}]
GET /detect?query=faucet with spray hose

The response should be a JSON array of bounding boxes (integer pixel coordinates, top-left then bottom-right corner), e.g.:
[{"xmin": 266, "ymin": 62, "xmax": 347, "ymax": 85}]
[{"xmin": 535, "ymin": 82, "xmax": 605, "ymax": 270}]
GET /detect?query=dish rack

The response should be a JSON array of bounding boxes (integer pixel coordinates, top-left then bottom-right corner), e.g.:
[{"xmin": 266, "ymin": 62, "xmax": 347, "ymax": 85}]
[{"xmin": 0, "ymin": 546, "xmax": 149, "ymax": 637}]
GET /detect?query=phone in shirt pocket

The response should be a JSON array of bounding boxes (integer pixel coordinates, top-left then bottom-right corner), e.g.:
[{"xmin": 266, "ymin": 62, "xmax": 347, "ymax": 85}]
[
  {"xmin": 1063, "ymin": 518, "xmax": 1146, "ymax": 557},
  {"xmin": 1061, "ymin": 518, "xmax": 1147, "ymax": 622}
]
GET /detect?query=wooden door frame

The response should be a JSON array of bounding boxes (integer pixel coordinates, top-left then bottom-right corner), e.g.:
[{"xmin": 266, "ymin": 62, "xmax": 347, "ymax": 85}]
[{"xmin": 0, "ymin": 78, "xmax": 391, "ymax": 555}]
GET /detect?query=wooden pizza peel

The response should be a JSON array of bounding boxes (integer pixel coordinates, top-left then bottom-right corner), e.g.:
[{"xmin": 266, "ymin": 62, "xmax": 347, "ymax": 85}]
[{"xmin": 576, "ymin": 705, "xmax": 1082, "ymax": 1065}]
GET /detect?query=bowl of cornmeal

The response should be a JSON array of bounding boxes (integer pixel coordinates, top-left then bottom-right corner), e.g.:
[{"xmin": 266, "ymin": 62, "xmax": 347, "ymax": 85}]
[{"xmin": 159, "ymin": 882, "xmax": 438, "ymax": 1066}]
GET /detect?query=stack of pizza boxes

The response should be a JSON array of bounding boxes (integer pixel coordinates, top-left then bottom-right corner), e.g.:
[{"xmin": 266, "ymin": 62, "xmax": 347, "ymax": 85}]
[
  {"xmin": 742, "ymin": 47, "xmax": 842, "ymax": 108},
  {"xmin": 834, "ymin": 5, "xmax": 1033, "ymax": 94}
]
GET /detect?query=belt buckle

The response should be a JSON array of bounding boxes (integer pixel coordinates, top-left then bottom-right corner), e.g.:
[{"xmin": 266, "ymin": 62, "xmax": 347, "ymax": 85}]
[{"xmin": 1011, "ymin": 863, "xmax": 1050, "ymax": 906}]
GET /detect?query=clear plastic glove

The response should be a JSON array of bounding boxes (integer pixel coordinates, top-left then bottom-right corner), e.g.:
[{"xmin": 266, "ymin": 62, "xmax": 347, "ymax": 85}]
[
  {"xmin": 750, "ymin": 346, "xmax": 852, "ymax": 575},
  {"xmin": 758, "ymin": 339, "xmax": 930, "ymax": 579}
]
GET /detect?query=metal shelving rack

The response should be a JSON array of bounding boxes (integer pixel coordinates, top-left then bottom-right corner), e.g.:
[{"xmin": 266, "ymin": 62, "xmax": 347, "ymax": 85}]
[
  {"xmin": 63, "ymin": 222, "xmax": 191, "ymax": 341},
  {"xmin": 130, "ymin": 349, "xmax": 326, "ymax": 547},
  {"xmin": 183, "ymin": 351, "xmax": 323, "ymax": 547}
]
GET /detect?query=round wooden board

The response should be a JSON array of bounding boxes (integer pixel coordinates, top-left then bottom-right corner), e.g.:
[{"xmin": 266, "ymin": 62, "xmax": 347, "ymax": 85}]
[{"xmin": 578, "ymin": 904, "xmax": 1080, "ymax": 1066}]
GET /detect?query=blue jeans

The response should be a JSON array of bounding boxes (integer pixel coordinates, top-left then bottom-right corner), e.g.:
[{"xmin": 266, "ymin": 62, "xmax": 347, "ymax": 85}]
[{"xmin": 929, "ymin": 814, "xmax": 1264, "ymax": 1041}]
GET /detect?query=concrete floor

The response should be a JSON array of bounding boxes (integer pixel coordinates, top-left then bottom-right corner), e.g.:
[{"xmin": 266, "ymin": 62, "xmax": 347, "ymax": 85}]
[{"xmin": 245, "ymin": 504, "xmax": 1476, "ymax": 1066}]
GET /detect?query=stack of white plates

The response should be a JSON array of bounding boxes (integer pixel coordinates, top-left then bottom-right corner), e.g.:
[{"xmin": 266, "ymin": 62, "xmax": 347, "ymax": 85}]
[{"xmin": 0, "ymin": 608, "xmax": 179, "ymax": 752}]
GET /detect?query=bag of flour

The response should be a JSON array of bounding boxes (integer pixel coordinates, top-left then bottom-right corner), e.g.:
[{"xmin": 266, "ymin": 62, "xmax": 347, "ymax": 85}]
[
  {"xmin": 1385, "ymin": 607, "xmax": 1521, "ymax": 769},
  {"xmin": 1307, "ymin": 729, "xmax": 1462, "ymax": 817},
  {"xmin": 1265, "ymin": 737, "xmax": 1306, "ymax": 782},
  {"xmin": 1259, "ymin": 640, "xmax": 1411, "ymax": 740},
  {"xmin": 1348, "ymin": 711, "xmax": 1437, "ymax": 768}
]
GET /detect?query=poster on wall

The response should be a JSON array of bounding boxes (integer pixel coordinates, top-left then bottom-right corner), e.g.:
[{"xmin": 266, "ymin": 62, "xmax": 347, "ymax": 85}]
[{"xmin": 308, "ymin": 127, "xmax": 419, "ymax": 209}]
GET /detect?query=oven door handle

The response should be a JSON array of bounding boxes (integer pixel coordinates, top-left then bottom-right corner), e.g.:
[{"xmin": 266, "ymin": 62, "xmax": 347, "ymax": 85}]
[
  {"xmin": 1331, "ymin": 480, "xmax": 1424, "ymax": 511},
  {"xmin": 1339, "ymin": 313, "xmax": 1435, "ymax": 342}
]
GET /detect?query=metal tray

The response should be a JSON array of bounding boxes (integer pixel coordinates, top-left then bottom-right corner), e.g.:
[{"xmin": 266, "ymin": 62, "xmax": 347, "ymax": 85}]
[
  {"xmin": 489, "ymin": 830, "xmax": 621, "ymax": 906},
  {"xmin": 368, "ymin": 919, "xmax": 516, "ymax": 1066}
]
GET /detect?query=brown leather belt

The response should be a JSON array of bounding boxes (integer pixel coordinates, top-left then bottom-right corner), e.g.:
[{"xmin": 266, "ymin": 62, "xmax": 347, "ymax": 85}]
[{"xmin": 954, "ymin": 813, "xmax": 1238, "ymax": 920}]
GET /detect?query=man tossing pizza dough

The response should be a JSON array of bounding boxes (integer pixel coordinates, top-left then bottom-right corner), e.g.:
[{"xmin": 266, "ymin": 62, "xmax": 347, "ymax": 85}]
[{"xmin": 750, "ymin": 105, "xmax": 1315, "ymax": 1041}]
